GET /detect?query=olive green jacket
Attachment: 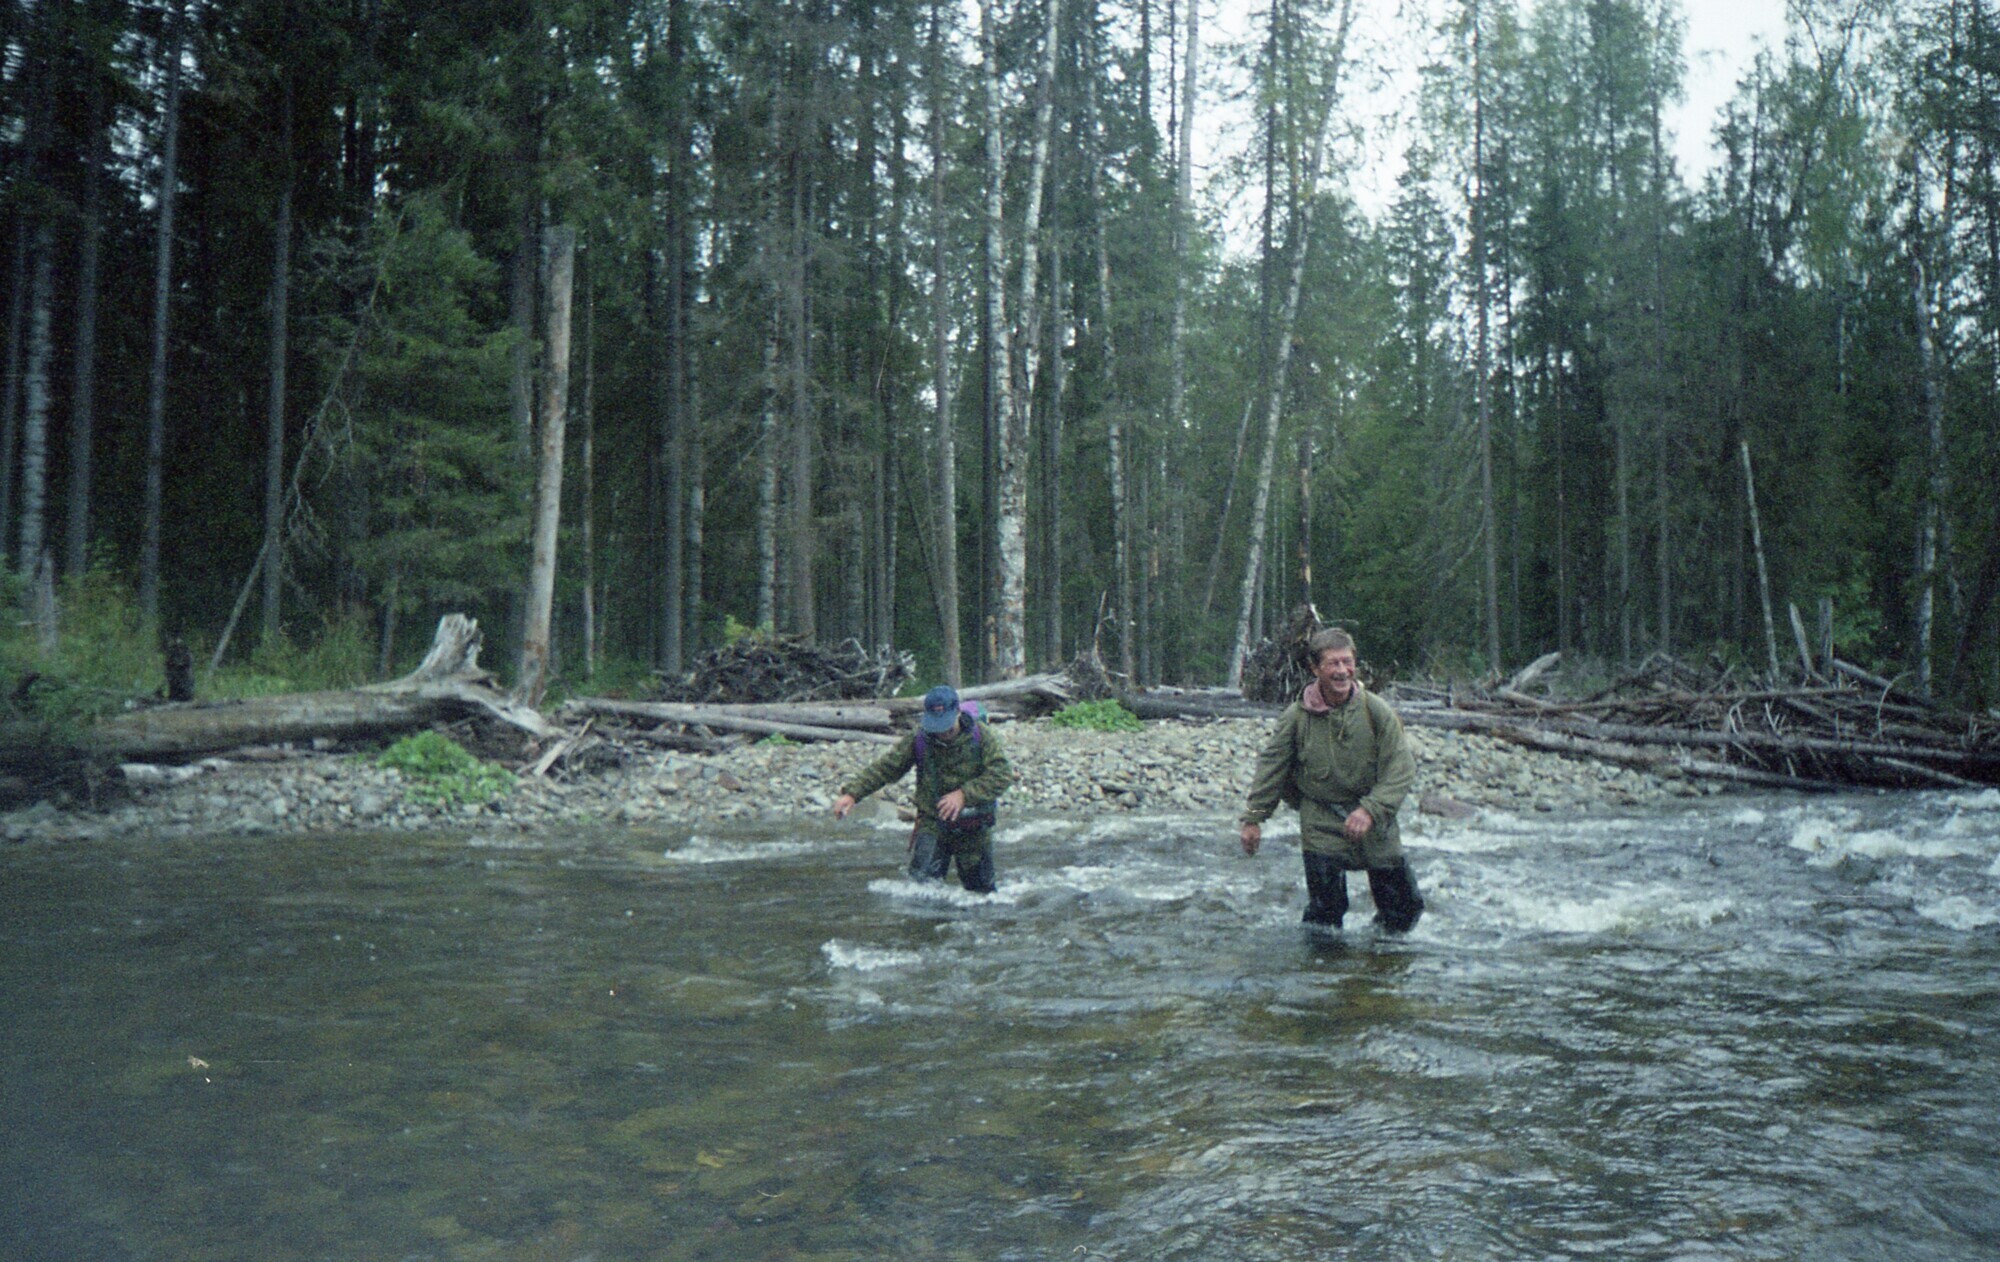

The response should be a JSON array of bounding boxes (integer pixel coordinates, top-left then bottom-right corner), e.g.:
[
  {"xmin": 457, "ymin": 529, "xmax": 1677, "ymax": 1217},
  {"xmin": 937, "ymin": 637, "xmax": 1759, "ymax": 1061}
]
[
  {"xmin": 1241, "ymin": 683, "xmax": 1417, "ymax": 866},
  {"xmin": 839, "ymin": 720, "xmax": 1014, "ymax": 819}
]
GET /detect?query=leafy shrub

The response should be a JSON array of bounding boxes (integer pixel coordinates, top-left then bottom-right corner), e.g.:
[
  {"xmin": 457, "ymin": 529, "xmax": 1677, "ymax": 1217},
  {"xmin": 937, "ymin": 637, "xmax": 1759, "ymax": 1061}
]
[
  {"xmin": 1048, "ymin": 699, "xmax": 1144, "ymax": 732},
  {"xmin": 376, "ymin": 730, "xmax": 516, "ymax": 807}
]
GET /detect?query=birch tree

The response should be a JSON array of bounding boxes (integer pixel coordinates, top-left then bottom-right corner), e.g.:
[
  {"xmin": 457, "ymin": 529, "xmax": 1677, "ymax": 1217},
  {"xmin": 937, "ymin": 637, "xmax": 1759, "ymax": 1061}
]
[
  {"xmin": 518, "ymin": 225, "xmax": 575, "ymax": 707},
  {"xmin": 1229, "ymin": 0, "xmax": 1356, "ymax": 689}
]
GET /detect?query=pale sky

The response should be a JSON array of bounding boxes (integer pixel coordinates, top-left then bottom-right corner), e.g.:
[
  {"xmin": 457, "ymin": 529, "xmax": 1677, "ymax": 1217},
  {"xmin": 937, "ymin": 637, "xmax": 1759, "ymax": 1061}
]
[{"xmin": 1197, "ymin": 0, "xmax": 1793, "ymax": 226}]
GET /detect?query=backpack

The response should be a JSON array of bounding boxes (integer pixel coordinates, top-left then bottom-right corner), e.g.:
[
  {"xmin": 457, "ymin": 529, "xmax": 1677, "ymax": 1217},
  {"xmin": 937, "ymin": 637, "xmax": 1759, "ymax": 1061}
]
[
  {"xmin": 912, "ymin": 700, "xmax": 986, "ymax": 765},
  {"xmin": 1278, "ymin": 689, "xmax": 1387, "ymax": 812}
]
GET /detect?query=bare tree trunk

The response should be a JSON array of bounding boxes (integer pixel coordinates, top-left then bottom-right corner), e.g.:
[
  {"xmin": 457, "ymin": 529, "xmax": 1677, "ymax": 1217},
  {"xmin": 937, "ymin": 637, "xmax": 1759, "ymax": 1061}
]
[
  {"xmin": 1913, "ymin": 258, "xmax": 1947, "ymax": 695},
  {"xmin": 262, "ymin": 82, "xmax": 294, "ymax": 643},
  {"xmin": 686, "ymin": 379, "xmax": 705, "ymax": 658},
  {"xmin": 1739, "ymin": 440, "xmax": 1781, "ymax": 678},
  {"xmin": 979, "ymin": 0, "xmax": 1014, "ymax": 677},
  {"xmin": 758, "ymin": 320, "xmax": 779, "ymax": 631},
  {"xmin": 14, "ymin": 233, "xmax": 51, "ymax": 576},
  {"xmin": 0, "ymin": 224, "xmax": 26, "ymax": 561},
  {"xmin": 1472, "ymin": 6, "xmax": 1502, "ymax": 670},
  {"xmin": 992, "ymin": 0, "xmax": 1062, "ymax": 678},
  {"xmin": 1083, "ymin": 49, "xmax": 1131, "ymax": 681},
  {"xmin": 66, "ymin": 72, "xmax": 107, "ymax": 578},
  {"xmin": 1650, "ymin": 89, "xmax": 1672, "ymax": 655},
  {"xmin": 1041, "ymin": 239, "xmax": 1065, "ymax": 665},
  {"xmin": 141, "ymin": 0, "xmax": 187, "ymax": 627},
  {"xmin": 788, "ymin": 162, "xmax": 816, "ymax": 640},
  {"xmin": 1230, "ymin": 0, "xmax": 1355, "ymax": 689},
  {"xmin": 930, "ymin": 0, "xmax": 962, "ymax": 684},
  {"xmin": 580, "ymin": 264, "xmax": 597, "ymax": 677},
  {"xmin": 518, "ymin": 226, "xmax": 575, "ymax": 707},
  {"xmin": 1170, "ymin": 0, "xmax": 1198, "ymax": 611}
]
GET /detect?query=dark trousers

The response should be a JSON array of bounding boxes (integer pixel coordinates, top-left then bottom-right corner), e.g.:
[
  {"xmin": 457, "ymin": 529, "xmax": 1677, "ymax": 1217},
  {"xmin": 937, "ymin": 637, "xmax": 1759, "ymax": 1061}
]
[
  {"xmin": 909, "ymin": 826, "xmax": 996, "ymax": 893},
  {"xmin": 1302, "ymin": 850, "xmax": 1424, "ymax": 933}
]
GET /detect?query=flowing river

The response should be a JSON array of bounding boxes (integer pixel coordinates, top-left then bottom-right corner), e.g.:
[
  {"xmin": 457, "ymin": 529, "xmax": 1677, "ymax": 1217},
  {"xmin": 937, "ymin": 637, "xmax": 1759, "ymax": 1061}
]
[{"xmin": 4, "ymin": 789, "xmax": 1998, "ymax": 1261}]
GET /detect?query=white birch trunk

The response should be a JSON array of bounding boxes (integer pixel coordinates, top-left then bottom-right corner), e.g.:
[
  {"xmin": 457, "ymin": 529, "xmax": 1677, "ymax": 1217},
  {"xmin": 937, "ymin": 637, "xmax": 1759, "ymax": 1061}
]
[
  {"xmin": 981, "ymin": 0, "xmax": 1020, "ymax": 675},
  {"xmin": 517, "ymin": 225, "xmax": 575, "ymax": 707},
  {"xmin": 1228, "ymin": 0, "xmax": 1355, "ymax": 689},
  {"xmin": 930, "ymin": 0, "xmax": 963, "ymax": 684},
  {"xmin": 758, "ymin": 322, "xmax": 779, "ymax": 631},
  {"xmin": 1913, "ymin": 258, "xmax": 1946, "ymax": 694}
]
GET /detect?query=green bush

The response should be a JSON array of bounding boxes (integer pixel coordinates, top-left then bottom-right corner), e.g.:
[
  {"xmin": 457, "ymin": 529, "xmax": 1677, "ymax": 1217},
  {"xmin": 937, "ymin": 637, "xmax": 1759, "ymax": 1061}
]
[
  {"xmin": 1048, "ymin": 699, "xmax": 1144, "ymax": 732},
  {"xmin": 376, "ymin": 730, "xmax": 516, "ymax": 808}
]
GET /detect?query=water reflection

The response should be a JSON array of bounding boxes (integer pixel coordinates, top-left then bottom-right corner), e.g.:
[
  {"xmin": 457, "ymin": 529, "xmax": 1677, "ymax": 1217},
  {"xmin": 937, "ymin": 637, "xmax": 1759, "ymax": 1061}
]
[{"xmin": 1, "ymin": 790, "xmax": 1997, "ymax": 1260}]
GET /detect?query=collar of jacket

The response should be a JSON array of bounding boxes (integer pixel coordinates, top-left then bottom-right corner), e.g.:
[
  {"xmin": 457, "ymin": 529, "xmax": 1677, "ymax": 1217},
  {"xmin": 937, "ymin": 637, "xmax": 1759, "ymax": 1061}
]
[{"xmin": 1299, "ymin": 679, "xmax": 1364, "ymax": 715}]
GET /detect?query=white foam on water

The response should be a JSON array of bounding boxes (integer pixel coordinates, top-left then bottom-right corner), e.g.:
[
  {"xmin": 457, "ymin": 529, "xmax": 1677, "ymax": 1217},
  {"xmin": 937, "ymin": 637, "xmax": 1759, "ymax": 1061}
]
[
  {"xmin": 464, "ymin": 833, "xmax": 547, "ymax": 850},
  {"xmin": 1789, "ymin": 819, "xmax": 1993, "ymax": 865},
  {"xmin": 820, "ymin": 939, "xmax": 924, "ymax": 971},
  {"xmin": 663, "ymin": 836, "xmax": 823, "ymax": 864},
  {"xmin": 1912, "ymin": 894, "xmax": 2000, "ymax": 931},
  {"xmin": 1942, "ymin": 788, "xmax": 2000, "ymax": 812},
  {"xmin": 1485, "ymin": 880, "xmax": 1737, "ymax": 936},
  {"xmin": 865, "ymin": 876, "xmax": 1021, "ymax": 907},
  {"xmin": 1016, "ymin": 862, "xmax": 1203, "ymax": 903},
  {"xmin": 1728, "ymin": 808, "xmax": 1769, "ymax": 826}
]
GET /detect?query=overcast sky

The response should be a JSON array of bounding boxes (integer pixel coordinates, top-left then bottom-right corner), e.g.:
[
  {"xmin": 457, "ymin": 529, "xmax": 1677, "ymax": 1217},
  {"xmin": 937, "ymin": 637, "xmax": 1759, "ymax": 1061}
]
[{"xmin": 1196, "ymin": 0, "xmax": 1793, "ymax": 226}]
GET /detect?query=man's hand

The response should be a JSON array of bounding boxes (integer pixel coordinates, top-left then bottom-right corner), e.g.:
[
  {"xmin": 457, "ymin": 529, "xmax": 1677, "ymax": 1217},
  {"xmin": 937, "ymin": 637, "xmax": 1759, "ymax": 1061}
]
[
  {"xmin": 833, "ymin": 793, "xmax": 857, "ymax": 819},
  {"xmin": 1239, "ymin": 822, "xmax": 1261, "ymax": 856},
  {"xmin": 936, "ymin": 789, "xmax": 967, "ymax": 821},
  {"xmin": 1343, "ymin": 807, "xmax": 1374, "ymax": 840}
]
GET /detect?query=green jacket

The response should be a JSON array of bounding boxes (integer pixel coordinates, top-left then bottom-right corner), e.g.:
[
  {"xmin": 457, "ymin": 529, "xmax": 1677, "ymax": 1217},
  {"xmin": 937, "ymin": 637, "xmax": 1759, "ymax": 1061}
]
[
  {"xmin": 1241, "ymin": 683, "xmax": 1416, "ymax": 867},
  {"xmin": 839, "ymin": 720, "xmax": 1014, "ymax": 819}
]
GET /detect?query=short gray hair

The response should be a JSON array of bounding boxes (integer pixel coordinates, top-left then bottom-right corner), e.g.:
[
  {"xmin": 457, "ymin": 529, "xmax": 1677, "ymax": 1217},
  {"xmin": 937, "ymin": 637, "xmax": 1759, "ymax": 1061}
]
[{"xmin": 1306, "ymin": 627, "xmax": 1356, "ymax": 665}]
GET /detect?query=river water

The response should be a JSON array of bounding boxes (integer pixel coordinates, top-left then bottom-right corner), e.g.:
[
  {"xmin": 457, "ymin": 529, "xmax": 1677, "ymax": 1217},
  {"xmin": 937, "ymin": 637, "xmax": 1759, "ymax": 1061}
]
[{"xmin": 4, "ymin": 789, "xmax": 1998, "ymax": 1261}]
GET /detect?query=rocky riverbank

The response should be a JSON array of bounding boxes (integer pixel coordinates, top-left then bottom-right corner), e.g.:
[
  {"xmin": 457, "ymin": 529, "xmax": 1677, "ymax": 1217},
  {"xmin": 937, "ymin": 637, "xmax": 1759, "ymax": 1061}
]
[{"xmin": 0, "ymin": 714, "xmax": 1731, "ymax": 847}]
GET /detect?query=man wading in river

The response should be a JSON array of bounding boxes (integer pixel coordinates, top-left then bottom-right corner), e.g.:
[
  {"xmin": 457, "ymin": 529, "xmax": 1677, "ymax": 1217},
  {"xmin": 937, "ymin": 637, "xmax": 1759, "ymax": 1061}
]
[
  {"xmin": 833, "ymin": 685, "xmax": 1015, "ymax": 893},
  {"xmin": 1239, "ymin": 628, "xmax": 1425, "ymax": 933}
]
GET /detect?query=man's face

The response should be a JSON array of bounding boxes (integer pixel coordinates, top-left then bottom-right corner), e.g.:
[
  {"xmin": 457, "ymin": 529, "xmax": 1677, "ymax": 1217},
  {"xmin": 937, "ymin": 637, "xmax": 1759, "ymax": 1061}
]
[
  {"xmin": 1313, "ymin": 647, "xmax": 1357, "ymax": 701},
  {"xmin": 925, "ymin": 710, "xmax": 961, "ymax": 741}
]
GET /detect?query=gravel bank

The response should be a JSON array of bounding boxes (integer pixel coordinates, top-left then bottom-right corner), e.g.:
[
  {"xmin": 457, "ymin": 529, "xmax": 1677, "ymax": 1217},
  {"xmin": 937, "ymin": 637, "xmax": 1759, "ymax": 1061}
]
[{"xmin": 2, "ymin": 715, "xmax": 1726, "ymax": 847}]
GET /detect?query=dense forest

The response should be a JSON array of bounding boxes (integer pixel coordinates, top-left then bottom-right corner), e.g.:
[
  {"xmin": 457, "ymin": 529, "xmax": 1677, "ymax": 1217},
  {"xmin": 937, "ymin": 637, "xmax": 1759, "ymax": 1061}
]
[{"xmin": 0, "ymin": 0, "xmax": 1994, "ymax": 707}]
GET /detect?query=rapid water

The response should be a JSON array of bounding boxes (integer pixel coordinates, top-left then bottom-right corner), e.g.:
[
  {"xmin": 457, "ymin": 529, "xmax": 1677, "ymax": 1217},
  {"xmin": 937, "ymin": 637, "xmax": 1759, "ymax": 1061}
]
[{"xmin": 3, "ymin": 790, "xmax": 1997, "ymax": 1260}]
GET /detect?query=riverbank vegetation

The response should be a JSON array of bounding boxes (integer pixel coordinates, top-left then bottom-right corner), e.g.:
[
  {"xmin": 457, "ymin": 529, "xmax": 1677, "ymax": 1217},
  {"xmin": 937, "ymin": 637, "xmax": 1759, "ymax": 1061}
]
[{"xmin": 0, "ymin": 0, "xmax": 1995, "ymax": 721}]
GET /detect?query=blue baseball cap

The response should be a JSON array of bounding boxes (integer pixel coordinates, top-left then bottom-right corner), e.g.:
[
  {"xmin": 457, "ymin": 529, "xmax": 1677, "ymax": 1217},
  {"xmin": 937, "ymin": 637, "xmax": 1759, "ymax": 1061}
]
[{"xmin": 920, "ymin": 684, "xmax": 962, "ymax": 733}]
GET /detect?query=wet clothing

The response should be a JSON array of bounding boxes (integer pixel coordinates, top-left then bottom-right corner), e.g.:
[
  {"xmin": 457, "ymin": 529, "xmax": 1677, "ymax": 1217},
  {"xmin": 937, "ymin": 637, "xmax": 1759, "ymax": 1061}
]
[
  {"xmin": 1302, "ymin": 851, "xmax": 1425, "ymax": 933},
  {"xmin": 840, "ymin": 719, "xmax": 1014, "ymax": 891},
  {"xmin": 908, "ymin": 822, "xmax": 996, "ymax": 893},
  {"xmin": 1244, "ymin": 681, "xmax": 1424, "ymax": 932}
]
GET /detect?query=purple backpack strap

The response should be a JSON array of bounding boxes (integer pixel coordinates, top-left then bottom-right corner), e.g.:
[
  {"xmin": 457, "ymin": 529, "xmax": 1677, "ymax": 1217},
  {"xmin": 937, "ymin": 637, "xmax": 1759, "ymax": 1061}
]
[{"xmin": 914, "ymin": 702, "xmax": 984, "ymax": 767}]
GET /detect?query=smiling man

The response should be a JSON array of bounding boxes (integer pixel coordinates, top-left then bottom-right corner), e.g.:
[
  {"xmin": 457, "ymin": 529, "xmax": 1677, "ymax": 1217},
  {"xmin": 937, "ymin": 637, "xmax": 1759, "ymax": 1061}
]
[{"xmin": 1238, "ymin": 628, "xmax": 1424, "ymax": 933}]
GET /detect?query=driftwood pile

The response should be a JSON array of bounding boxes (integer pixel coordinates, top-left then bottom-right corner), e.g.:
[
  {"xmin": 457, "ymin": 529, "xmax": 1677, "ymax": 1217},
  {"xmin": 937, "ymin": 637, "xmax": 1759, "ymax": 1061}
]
[
  {"xmin": 1239, "ymin": 606, "xmax": 1331, "ymax": 705},
  {"xmin": 1392, "ymin": 651, "xmax": 2000, "ymax": 791},
  {"xmin": 658, "ymin": 635, "xmax": 915, "ymax": 705}
]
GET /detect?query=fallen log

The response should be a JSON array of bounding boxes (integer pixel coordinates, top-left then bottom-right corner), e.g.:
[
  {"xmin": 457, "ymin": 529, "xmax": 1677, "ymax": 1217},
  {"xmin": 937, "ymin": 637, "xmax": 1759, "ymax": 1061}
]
[
  {"xmin": 81, "ymin": 614, "xmax": 554, "ymax": 762},
  {"xmin": 1122, "ymin": 690, "xmax": 1280, "ymax": 721},
  {"xmin": 565, "ymin": 698, "xmax": 895, "ymax": 745}
]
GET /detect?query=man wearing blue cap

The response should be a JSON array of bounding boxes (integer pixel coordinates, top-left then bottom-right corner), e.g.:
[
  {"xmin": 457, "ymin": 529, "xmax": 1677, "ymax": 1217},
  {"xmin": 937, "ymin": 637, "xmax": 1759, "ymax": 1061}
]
[{"xmin": 833, "ymin": 684, "xmax": 1015, "ymax": 892}]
